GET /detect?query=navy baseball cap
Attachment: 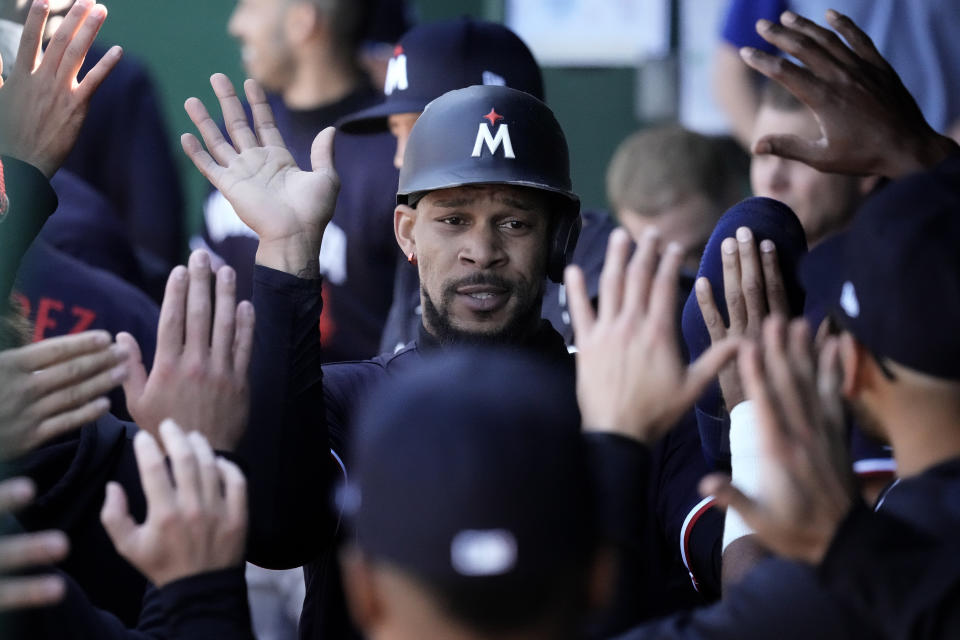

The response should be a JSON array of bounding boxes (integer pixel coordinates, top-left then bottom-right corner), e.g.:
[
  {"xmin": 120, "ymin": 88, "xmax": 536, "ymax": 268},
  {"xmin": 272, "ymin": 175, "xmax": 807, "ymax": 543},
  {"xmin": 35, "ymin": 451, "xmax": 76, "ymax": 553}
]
[
  {"xmin": 338, "ymin": 17, "xmax": 543, "ymax": 134},
  {"xmin": 799, "ymin": 154, "xmax": 960, "ymax": 380},
  {"xmin": 681, "ymin": 197, "xmax": 808, "ymax": 466},
  {"xmin": 342, "ymin": 350, "xmax": 592, "ymax": 623}
]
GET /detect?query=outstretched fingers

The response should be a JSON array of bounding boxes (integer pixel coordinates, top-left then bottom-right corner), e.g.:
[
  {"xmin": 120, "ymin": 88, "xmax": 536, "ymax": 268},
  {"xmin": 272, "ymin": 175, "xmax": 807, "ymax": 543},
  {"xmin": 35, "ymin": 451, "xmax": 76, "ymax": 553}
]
[
  {"xmin": 597, "ymin": 228, "xmax": 632, "ymax": 322},
  {"xmin": 57, "ymin": 3, "xmax": 107, "ymax": 83},
  {"xmin": 243, "ymin": 79, "xmax": 286, "ymax": 148},
  {"xmin": 210, "ymin": 73, "xmax": 259, "ymax": 151},
  {"xmin": 75, "ymin": 44, "xmax": 123, "ymax": 103},
  {"xmin": 15, "ymin": 0, "xmax": 50, "ymax": 76},
  {"xmin": 826, "ymin": 10, "xmax": 887, "ymax": 69},
  {"xmin": 38, "ymin": 0, "xmax": 93, "ymax": 75},
  {"xmin": 565, "ymin": 265, "xmax": 595, "ymax": 337},
  {"xmin": 184, "ymin": 95, "xmax": 238, "ymax": 167}
]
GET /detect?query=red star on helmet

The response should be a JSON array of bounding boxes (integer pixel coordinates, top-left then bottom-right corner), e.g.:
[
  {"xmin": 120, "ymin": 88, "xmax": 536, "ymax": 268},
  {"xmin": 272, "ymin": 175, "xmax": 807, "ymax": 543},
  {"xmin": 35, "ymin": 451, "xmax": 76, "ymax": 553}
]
[{"xmin": 482, "ymin": 108, "xmax": 504, "ymax": 126}]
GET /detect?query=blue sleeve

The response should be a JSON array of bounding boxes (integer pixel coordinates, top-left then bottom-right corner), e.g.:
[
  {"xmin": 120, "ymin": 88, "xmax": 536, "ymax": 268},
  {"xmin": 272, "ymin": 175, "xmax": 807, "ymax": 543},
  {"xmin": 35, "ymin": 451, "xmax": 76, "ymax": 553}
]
[{"xmin": 720, "ymin": 0, "xmax": 786, "ymax": 53}]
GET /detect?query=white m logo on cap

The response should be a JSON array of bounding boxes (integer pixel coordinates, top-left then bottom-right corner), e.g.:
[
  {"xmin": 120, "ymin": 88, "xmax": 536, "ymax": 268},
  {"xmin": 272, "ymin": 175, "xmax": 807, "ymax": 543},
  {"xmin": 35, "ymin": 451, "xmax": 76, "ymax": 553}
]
[
  {"xmin": 384, "ymin": 50, "xmax": 408, "ymax": 95},
  {"xmin": 472, "ymin": 122, "xmax": 515, "ymax": 159}
]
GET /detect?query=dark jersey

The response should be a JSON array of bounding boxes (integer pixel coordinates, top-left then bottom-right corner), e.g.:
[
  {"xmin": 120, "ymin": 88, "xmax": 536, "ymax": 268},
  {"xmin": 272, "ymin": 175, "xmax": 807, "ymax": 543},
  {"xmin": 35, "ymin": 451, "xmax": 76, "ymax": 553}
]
[
  {"xmin": 199, "ymin": 88, "xmax": 401, "ymax": 363},
  {"xmin": 41, "ymin": 170, "xmax": 149, "ymax": 293},
  {"xmin": 62, "ymin": 42, "xmax": 185, "ymax": 286},
  {"xmin": 13, "ymin": 239, "xmax": 159, "ymax": 421},
  {"xmin": 240, "ymin": 266, "xmax": 721, "ymax": 640}
]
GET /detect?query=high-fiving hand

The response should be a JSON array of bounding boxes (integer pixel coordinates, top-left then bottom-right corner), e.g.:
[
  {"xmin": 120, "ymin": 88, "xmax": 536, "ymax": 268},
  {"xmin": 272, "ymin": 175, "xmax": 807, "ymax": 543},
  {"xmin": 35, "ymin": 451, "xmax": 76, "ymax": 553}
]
[
  {"xmin": 101, "ymin": 420, "xmax": 248, "ymax": 588},
  {"xmin": 695, "ymin": 227, "xmax": 789, "ymax": 409},
  {"xmin": 701, "ymin": 318, "xmax": 856, "ymax": 564},
  {"xmin": 181, "ymin": 74, "xmax": 339, "ymax": 278},
  {"xmin": 0, "ymin": 0, "xmax": 122, "ymax": 178},
  {"xmin": 118, "ymin": 250, "xmax": 254, "ymax": 452},
  {"xmin": 567, "ymin": 228, "xmax": 740, "ymax": 444},
  {"xmin": 0, "ymin": 330, "xmax": 127, "ymax": 461},
  {"xmin": 742, "ymin": 9, "xmax": 957, "ymax": 178}
]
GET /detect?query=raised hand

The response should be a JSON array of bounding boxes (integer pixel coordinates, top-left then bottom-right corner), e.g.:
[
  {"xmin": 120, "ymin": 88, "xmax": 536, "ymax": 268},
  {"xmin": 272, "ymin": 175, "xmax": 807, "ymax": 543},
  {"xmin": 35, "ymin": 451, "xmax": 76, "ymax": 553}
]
[
  {"xmin": 0, "ymin": 477, "xmax": 69, "ymax": 611},
  {"xmin": 567, "ymin": 227, "xmax": 739, "ymax": 444},
  {"xmin": 0, "ymin": 330, "xmax": 127, "ymax": 461},
  {"xmin": 742, "ymin": 10, "xmax": 958, "ymax": 178},
  {"xmin": 100, "ymin": 420, "xmax": 247, "ymax": 588},
  {"xmin": 695, "ymin": 227, "xmax": 789, "ymax": 409},
  {"xmin": 701, "ymin": 317, "xmax": 855, "ymax": 564},
  {"xmin": 180, "ymin": 74, "xmax": 339, "ymax": 277},
  {"xmin": 0, "ymin": 0, "xmax": 122, "ymax": 178},
  {"xmin": 118, "ymin": 250, "xmax": 254, "ymax": 452}
]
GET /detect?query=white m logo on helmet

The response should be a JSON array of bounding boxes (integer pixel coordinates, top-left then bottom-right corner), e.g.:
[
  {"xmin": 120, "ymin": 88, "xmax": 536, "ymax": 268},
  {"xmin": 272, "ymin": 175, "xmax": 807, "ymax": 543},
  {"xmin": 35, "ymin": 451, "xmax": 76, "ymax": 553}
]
[
  {"xmin": 471, "ymin": 109, "xmax": 514, "ymax": 159},
  {"xmin": 384, "ymin": 48, "xmax": 408, "ymax": 95}
]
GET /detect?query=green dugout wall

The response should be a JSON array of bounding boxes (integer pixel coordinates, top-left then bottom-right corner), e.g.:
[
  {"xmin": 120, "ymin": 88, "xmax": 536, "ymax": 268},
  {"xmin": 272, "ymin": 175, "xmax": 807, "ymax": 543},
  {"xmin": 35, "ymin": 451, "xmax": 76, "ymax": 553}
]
[{"xmin": 97, "ymin": 1, "xmax": 655, "ymax": 245}]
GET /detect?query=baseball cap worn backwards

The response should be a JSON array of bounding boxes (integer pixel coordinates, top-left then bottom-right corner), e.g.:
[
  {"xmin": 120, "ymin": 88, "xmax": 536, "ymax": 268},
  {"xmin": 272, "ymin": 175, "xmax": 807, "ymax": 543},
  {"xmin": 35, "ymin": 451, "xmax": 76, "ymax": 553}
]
[
  {"xmin": 800, "ymin": 155, "xmax": 960, "ymax": 380},
  {"xmin": 338, "ymin": 17, "xmax": 543, "ymax": 133},
  {"xmin": 341, "ymin": 349, "xmax": 592, "ymax": 619}
]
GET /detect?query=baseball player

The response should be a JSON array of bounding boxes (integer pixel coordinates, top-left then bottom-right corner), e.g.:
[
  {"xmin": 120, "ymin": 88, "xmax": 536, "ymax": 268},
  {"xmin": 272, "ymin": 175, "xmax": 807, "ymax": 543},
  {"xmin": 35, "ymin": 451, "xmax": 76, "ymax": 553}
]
[
  {"xmin": 338, "ymin": 17, "xmax": 617, "ymax": 351},
  {"xmin": 182, "ymin": 78, "xmax": 729, "ymax": 638}
]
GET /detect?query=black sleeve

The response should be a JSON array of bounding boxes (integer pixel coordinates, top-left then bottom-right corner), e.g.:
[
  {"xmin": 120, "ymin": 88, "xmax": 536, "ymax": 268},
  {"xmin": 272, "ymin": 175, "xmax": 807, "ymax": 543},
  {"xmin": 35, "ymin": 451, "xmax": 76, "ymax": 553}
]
[
  {"xmin": 0, "ymin": 156, "xmax": 57, "ymax": 306},
  {"xmin": 612, "ymin": 557, "xmax": 870, "ymax": 640},
  {"xmin": 584, "ymin": 433, "xmax": 654, "ymax": 636},
  {"xmin": 237, "ymin": 265, "xmax": 339, "ymax": 569},
  {"xmin": 1, "ymin": 567, "xmax": 252, "ymax": 640},
  {"xmin": 143, "ymin": 568, "xmax": 255, "ymax": 639},
  {"xmin": 819, "ymin": 506, "xmax": 960, "ymax": 640}
]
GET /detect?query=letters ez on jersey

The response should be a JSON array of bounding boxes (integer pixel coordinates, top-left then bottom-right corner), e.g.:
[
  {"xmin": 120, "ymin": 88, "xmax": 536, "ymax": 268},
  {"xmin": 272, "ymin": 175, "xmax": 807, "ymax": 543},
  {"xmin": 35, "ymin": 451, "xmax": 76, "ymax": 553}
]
[{"xmin": 472, "ymin": 108, "xmax": 515, "ymax": 159}]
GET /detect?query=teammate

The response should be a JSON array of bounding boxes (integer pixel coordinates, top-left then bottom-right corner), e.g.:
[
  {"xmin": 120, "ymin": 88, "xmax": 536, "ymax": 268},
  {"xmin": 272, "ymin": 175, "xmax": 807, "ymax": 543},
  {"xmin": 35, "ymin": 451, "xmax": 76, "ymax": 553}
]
[
  {"xmin": 197, "ymin": 0, "xmax": 400, "ymax": 363},
  {"xmin": 340, "ymin": 351, "xmax": 601, "ymax": 640},
  {"xmin": 606, "ymin": 125, "xmax": 747, "ymax": 273}
]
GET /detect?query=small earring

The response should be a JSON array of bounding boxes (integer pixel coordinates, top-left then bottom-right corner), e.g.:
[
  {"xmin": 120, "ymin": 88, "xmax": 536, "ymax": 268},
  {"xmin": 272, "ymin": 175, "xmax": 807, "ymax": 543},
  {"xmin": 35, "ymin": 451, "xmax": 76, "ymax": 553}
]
[{"xmin": 407, "ymin": 252, "xmax": 417, "ymax": 265}]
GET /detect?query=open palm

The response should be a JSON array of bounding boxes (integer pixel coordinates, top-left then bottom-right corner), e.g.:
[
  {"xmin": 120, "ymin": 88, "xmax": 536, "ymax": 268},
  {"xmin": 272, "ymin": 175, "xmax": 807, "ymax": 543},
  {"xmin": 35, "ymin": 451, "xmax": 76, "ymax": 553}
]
[{"xmin": 181, "ymin": 74, "xmax": 339, "ymax": 270}]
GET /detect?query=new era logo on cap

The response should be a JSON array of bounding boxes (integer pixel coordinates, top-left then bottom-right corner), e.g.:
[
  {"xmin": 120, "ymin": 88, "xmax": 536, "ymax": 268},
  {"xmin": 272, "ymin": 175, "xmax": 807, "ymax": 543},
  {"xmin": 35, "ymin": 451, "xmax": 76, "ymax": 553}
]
[
  {"xmin": 472, "ymin": 108, "xmax": 515, "ymax": 159},
  {"xmin": 450, "ymin": 529, "xmax": 518, "ymax": 576}
]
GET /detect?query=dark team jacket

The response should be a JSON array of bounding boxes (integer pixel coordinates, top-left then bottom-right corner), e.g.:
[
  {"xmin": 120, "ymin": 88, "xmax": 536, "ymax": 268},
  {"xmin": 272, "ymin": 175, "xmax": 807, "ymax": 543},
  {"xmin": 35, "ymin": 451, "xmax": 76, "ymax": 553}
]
[
  {"xmin": 41, "ymin": 170, "xmax": 150, "ymax": 294},
  {"xmin": 0, "ymin": 542, "xmax": 253, "ymax": 639},
  {"xmin": 239, "ymin": 266, "xmax": 723, "ymax": 640},
  {"xmin": 199, "ymin": 87, "xmax": 401, "ymax": 363},
  {"xmin": 14, "ymin": 239, "xmax": 159, "ymax": 421},
  {"xmin": 616, "ymin": 457, "xmax": 960, "ymax": 640},
  {"xmin": 62, "ymin": 42, "xmax": 185, "ymax": 287}
]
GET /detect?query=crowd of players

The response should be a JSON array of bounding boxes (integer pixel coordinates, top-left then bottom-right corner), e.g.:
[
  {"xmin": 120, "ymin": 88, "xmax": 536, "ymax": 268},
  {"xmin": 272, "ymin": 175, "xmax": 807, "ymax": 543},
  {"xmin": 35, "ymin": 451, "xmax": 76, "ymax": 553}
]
[{"xmin": 0, "ymin": 0, "xmax": 959, "ymax": 638}]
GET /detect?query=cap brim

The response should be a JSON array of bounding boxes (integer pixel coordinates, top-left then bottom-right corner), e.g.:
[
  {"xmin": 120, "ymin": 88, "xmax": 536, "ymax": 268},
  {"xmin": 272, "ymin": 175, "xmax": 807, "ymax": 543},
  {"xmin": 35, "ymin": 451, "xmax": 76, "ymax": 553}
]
[{"xmin": 337, "ymin": 96, "xmax": 431, "ymax": 134}]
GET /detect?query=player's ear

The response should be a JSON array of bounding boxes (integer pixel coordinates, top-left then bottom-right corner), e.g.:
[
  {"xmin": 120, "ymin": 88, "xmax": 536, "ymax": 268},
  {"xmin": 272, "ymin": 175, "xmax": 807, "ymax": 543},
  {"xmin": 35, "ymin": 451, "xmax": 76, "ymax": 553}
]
[
  {"xmin": 838, "ymin": 332, "xmax": 867, "ymax": 398},
  {"xmin": 395, "ymin": 204, "xmax": 418, "ymax": 258},
  {"xmin": 340, "ymin": 546, "xmax": 383, "ymax": 631}
]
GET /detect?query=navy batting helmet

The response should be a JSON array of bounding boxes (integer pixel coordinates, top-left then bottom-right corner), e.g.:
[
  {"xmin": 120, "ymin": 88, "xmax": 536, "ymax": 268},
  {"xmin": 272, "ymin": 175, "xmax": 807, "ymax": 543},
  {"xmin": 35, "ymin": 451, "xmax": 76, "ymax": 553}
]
[{"xmin": 397, "ymin": 85, "xmax": 581, "ymax": 282}]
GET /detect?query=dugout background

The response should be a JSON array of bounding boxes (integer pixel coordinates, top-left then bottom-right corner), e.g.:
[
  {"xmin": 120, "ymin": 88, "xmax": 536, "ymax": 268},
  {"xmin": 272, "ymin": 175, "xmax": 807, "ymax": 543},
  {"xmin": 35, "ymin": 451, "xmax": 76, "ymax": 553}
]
[{"xmin": 97, "ymin": 0, "xmax": 687, "ymax": 248}]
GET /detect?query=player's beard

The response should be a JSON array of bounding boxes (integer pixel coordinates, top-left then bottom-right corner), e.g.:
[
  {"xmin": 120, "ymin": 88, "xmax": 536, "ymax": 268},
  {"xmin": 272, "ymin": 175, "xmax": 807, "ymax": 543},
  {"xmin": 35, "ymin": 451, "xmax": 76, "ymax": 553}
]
[{"xmin": 421, "ymin": 272, "xmax": 545, "ymax": 347}]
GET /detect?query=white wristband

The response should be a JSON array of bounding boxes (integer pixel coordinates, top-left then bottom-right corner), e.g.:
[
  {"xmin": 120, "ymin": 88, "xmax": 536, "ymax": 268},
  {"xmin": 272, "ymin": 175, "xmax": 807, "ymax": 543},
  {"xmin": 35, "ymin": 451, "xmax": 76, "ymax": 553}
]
[{"xmin": 723, "ymin": 401, "xmax": 760, "ymax": 551}]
